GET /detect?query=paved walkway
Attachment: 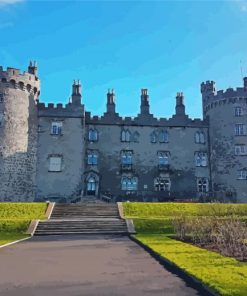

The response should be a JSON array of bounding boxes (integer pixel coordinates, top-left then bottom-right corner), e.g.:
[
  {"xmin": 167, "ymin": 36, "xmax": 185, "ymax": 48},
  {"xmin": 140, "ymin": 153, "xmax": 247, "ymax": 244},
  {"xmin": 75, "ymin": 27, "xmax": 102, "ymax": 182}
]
[{"xmin": 0, "ymin": 235, "xmax": 201, "ymax": 296}]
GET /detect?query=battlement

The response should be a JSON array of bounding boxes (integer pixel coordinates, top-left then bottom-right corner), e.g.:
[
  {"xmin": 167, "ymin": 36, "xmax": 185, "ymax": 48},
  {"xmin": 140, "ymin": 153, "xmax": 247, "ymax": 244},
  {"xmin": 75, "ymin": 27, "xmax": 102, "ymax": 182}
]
[
  {"xmin": 0, "ymin": 64, "xmax": 40, "ymax": 94},
  {"xmin": 201, "ymin": 77, "xmax": 247, "ymax": 115},
  {"xmin": 85, "ymin": 111, "xmax": 207, "ymax": 127},
  {"xmin": 38, "ymin": 101, "xmax": 84, "ymax": 118}
]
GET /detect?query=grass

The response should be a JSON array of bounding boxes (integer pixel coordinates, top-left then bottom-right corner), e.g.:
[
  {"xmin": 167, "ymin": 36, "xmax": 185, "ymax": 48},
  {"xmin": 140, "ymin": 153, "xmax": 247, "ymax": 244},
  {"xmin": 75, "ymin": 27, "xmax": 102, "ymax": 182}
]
[
  {"xmin": 0, "ymin": 202, "xmax": 47, "ymax": 246},
  {"xmin": 123, "ymin": 202, "xmax": 247, "ymax": 218},
  {"xmin": 122, "ymin": 202, "xmax": 247, "ymax": 296},
  {"xmin": 136, "ymin": 234, "xmax": 247, "ymax": 296}
]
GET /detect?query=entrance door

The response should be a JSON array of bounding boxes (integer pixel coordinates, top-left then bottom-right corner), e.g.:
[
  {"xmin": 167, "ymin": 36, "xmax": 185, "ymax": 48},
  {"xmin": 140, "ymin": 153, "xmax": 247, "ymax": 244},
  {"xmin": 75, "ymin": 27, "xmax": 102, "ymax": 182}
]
[{"xmin": 86, "ymin": 176, "xmax": 97, "ymax": 196}]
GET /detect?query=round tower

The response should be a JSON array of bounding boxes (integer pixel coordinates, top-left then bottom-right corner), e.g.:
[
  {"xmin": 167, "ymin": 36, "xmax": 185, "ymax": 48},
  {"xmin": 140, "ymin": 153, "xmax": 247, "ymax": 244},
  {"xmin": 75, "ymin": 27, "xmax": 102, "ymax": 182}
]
[
  {"xmin": 201, "ymin": 79, "xmax": 247, "ymax": 202},
  {"xmin": 0, "ymin": 62, "xmax": 40, "ymax": 201}
]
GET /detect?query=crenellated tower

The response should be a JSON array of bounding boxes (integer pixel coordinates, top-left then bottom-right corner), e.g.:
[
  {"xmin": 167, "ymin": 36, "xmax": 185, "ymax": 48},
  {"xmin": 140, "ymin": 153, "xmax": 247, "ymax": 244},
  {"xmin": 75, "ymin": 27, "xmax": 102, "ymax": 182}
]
[
  {"xmin": 0, "ymin": 62, "xmax": 40, "ymax": 201},
  {"xmin": 201, "ymin": 78, "xmax": 247, "ymax": 202}
]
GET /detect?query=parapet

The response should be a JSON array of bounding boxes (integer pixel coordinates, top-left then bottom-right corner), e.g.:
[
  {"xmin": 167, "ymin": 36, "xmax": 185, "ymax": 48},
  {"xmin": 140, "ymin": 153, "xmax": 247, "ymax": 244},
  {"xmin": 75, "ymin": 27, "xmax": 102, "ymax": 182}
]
[
  {"xmin": 0, "ymin": 65, "xmax": 40, "ymax": 94},
  {"xmin": 38, "ymin": 101, "xmax": 84, "ymax": 118}
]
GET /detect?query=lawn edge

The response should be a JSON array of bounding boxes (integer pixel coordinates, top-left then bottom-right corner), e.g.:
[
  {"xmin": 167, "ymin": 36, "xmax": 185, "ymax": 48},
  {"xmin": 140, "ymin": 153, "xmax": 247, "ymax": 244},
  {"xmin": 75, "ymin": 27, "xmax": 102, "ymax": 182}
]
[
  {"xmin": 0, "ymin": 236, "xmax": 30, "ymax": 249},
  {"xmin": 129, "ymin": 235, "xmax": 218, "ymax": 296}
]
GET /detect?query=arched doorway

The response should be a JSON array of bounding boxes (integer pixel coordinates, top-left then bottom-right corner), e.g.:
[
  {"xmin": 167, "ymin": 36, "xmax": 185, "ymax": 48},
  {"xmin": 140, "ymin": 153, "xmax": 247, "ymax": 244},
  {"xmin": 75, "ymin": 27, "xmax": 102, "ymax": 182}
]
[{"xmin": 85, "ymin": 173, "xmax": 99, "ymax": 196}]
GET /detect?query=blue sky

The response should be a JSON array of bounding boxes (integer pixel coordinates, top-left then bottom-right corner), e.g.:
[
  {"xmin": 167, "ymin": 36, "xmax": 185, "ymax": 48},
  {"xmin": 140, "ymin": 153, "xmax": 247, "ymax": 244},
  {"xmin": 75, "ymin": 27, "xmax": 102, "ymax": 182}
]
[{"xmin": 1, "ymin": 0, "xmax": 247, "ymax": 118}]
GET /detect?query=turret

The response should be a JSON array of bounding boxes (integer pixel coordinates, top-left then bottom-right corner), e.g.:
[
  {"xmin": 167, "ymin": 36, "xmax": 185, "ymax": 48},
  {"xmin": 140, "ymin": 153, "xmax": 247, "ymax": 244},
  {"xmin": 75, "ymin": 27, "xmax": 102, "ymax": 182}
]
[
  {"xmin": 106, "ymin": 89, "xmax": 116, "ymax": 114},
  {"xmin": 28, "ymin": 60, "xmax": 38, "ymax": 76},
  {"xmin": 140, "ymin": 88, "xmax": 150, "ymax": 115},
  {"xmin": 71, "ymin": 80, "xmax": 82, "ymax": 106},
  {"xmin": 175, "ymin": 92, "xmax": 185, "ymax": 116},
  {"xmin": 200, "ymin": 80, "xmax": 216, "ymax": 99}
]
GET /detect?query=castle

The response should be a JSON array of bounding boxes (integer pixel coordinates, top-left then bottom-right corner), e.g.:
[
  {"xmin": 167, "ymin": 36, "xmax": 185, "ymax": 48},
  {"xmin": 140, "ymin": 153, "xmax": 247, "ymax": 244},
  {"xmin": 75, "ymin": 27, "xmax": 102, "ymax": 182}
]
[{"xmin": 0, "ymin": 62, "xmax": 246, "ymax": 203}]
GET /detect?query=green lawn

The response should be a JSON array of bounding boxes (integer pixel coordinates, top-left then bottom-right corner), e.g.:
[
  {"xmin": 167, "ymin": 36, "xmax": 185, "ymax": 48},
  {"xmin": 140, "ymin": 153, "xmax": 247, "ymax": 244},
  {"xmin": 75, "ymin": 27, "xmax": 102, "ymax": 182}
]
[
  {"xmin": 122, "ymin": 202, "xmax": 247, "ymax": 296},
  {"xmin": 0, "ymin": 202, "xmax": 47, "ymax": 246}
]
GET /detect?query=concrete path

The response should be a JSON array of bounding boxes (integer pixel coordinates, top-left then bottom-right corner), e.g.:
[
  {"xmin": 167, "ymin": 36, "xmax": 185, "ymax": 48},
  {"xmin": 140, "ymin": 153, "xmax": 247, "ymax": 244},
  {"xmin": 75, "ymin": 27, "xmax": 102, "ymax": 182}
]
[{"xmin": 0, "ymin": 235, "xmax": 201, "ymax": 296}]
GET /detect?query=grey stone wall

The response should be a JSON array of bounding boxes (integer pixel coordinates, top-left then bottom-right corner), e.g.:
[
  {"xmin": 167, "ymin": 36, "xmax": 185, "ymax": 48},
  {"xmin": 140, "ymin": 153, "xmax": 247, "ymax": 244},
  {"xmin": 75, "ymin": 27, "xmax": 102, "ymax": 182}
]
[
  {"xmin": 0, "ymin": 66, "xmax": 40, "ymax": 201},
  {"xmin": 202, "ymin": 80, "xmax": 247, "ymax": 202}
]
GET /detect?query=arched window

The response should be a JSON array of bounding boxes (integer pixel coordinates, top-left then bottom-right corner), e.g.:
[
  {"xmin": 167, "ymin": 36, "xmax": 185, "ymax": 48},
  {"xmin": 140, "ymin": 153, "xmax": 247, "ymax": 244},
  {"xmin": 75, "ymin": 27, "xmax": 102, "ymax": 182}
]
[
  {"xmin": 121, "ymin": 176, "xmax": 138, "ymax": 191},
  {"xmin": 159, "ymin": 130, "xmax": 168, "ymax": 143},
  {"xmin": 88, "ymin": 129, "xmax": 98, "ymax": 142},
  {"xmin": 150, "ymin": 131, "xmax": 157, "ymax": 143},
  {"xmin": 10, "ymin": 79, "xmax": 16, "ymax": 88},
  {"xmin": 132, "ymin": 131, "xmax": 140, "ymax": 142},
  {"xmin": 154, "ymin": 177, "xmax": 171, "ymax": 191},
  {"xmin": 121, "ymin": 129, "xmax": 131, "ymax": 142},
  {"xmin": 18, "ymin": 81, "xmax": 24, "ymax": 90},
  {"xmin": 199, "ymin": 132, "xmax": 205, "ymax": 144},
  {"xmin": 195, "ymin": 132, "xmax": 200, "ymax": 143},
  {"xmin": 87, "ymin": 176, "xmax": 96, "ymax": 191}
]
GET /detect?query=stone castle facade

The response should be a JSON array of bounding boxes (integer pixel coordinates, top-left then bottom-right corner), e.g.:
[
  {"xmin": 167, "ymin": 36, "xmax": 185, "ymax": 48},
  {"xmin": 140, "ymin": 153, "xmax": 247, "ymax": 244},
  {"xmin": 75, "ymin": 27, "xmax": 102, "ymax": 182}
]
[{"xmin": 0, "ymin": 62, "xmax": 246, "ymax": 202}]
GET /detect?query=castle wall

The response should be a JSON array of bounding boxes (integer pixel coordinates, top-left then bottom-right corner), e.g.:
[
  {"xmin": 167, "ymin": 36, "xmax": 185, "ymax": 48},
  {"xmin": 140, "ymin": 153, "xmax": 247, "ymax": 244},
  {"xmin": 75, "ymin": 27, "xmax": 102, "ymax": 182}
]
[
  {"xmin": 0, "ymin": 67, "xmax": 40, "ymax": 201},
  {"xmin": 202, "ymin": 82, "xmax": 247, "ymax": 202},
  {"xmin": 84, "ymin": 121, "xmax": 210, "ymax": 201},
  {"xmin": 37, "ymin": 114, "xmax": 85, "ymax": 201}
]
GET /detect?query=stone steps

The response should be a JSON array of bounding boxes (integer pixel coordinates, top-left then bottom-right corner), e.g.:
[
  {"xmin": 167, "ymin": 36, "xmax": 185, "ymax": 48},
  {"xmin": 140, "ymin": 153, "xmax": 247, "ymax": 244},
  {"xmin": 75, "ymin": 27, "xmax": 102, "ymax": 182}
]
[{"xmin": 34, "ymin": 203, "xmax": 129, "ymax": 236}]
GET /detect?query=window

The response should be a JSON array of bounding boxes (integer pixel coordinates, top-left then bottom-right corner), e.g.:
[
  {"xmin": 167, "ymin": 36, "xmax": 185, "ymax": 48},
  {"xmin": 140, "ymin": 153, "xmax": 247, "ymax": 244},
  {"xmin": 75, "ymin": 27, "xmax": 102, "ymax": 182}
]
[
  {"xmin": 49, "ymin": 156, "xmax": 62, "ymax": 172},
  {"xmin": 195, "ymin": 152, "xmax": 207, "ymax": 167},
  {"xmin": 87, "ymin": 176, "xmax": 96, "ymax": 191},
  {"xmin": 235, "ymin": 124, "xmax": 246, "ymax": 136},
  {"xmin": 150, "ymin": 131, "xmax": 158, "ymax": 143},
  {"xmin": 121, "ymin": 129, "xmax": 131, "ymax": 142},
  {"xmin": 121, "ymin": 150, "xmax": 133, "ymax": 165},
  {"xmin": 51, "ymin": 122, "xmax": 62, "ymax": 135},
  {"xmin": 0, "ymin": 93, "xmax": 3, "ymax": 103},
  {"xmin": 159, "ymin": 130, "xmax": 168, "ymax": 143},
  {"xmin": 195, "ymin": 131, "xmax": 205, "ymax": 144},
  {"xmin": 237, "ymin": 170, "xmax": 247, "ymax": 180},
  {"xmin": 87, "ymin": 150, "xmax": 98, "ymax": 165},
  {"xmin": 88, "ymin": 129, "xmax": 98, "ymax": 142},
  {"xmin": 121, "ymin": 177, "xmax": 138, "ymax": 191},
  {"xmin": 235, "ymin": 107, "xmax": 243, "ymax": 117},
  {"xmin": 157, "ymin": 151, "xmax": 169, "ymax": 166},
  {"xmin": 235, "ymin": 145, "xmax": 247, "ymax": 155},
  {"xmin": 197, "ymin": 178, "xmax": 209, "ymax": 193},
  {"xmin": 132, "ymin": 131, "xmax": 140, "ymax": 143},
  {"xmin": 154, "ymin": 177, "xmax": 171, "ymax": 191}
]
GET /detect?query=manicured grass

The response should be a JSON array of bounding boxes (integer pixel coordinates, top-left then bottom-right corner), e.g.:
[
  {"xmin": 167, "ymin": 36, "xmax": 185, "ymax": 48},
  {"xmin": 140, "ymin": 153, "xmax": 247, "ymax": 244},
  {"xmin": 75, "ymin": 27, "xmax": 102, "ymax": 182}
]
[
  {"xmin": 122, "ymin": 202, "xmax": 247, "ymax": 296},
  {"xmin": 0, "ymin": 202, "xmax": 47, "ymax": 246},
  {"xmin": 135, "ymin": 234, "xmax": 247, "ymax": 296},
  {"xmin": 123, "ymin": 202, "xmax": 247, "ymax": 218},
  {"xmin": 0, "ymin": 233, "xmax": 28, "ymax": 246},
  {"xmin": 0, "ymin": 203, "xmax": 47, "ymax": 219}
]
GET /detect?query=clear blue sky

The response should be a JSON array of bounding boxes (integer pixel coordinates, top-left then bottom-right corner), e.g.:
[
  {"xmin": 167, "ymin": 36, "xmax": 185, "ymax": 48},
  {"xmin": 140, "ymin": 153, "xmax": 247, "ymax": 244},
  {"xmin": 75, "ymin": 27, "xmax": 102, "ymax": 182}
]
[{"xmin": 1, "ymin": 0, "xmax": 247, "ymax": 118}]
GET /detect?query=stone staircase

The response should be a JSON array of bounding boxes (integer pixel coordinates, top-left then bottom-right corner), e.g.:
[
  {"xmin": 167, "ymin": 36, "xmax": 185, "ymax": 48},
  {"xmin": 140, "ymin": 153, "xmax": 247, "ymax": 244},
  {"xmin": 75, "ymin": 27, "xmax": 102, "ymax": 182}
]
[{"xmin": 34, "ymin": 203, "xmax": 129, "ymax": 235}]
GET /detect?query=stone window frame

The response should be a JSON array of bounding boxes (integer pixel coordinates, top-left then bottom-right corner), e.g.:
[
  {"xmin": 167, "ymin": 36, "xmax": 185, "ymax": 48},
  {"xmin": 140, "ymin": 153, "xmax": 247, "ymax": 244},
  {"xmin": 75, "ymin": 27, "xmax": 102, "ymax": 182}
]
[
  {"xmin": 237, "ymin": 169, "xmax": 247, "ymax": 180},
  {"xmin": 234, "ymin": 107, "xmax": 243, "ymax": 117},
  {"xmin": 120, "ymin": 150, "xmax": 133, "ymax": 165},
  {"xmin": 157, "ymin": 151, "xmax": 170, "ymax": 165},
  {"xmin": 235, "ymin": 124, "xmax": 246, "ymax": 136},
  {"xmin": 50, "ymin": 121, "xmax": 63, "ymax": 136},
  {"xmin": 87, "ymin": 149, "xmax": 99, "ymax": 166},
  {"xmin": 121, "ymin": 129, "xmax": 131, "ymax": 142},
  {"xmin": 121, "ymin": 176, "xmax": 138, "ymax": 191},
  {"xmin": 197, "ymin": 177, "xmax": 209, "ymax": 193},
  {"xmin": 48, "ymin": 154, "xmax": 63, "ymax": 172},
  {"xmin": 88, "ymin": 128, "xmax": 99, "ymax": 142},
  {"xmin": 158, "ymin": 129, "xmax": 169, "ymax": 143},
  {"xmin": 235, "ymin": 144, "xmax": 247, "ymax": 156},
  {"xmin": 195, "ymin": 151, "xmax": 208, "ymax": 167},
  {"xmin": 154, "ymin": 177, "xmax": 171, "ymax": 192},
  {"xmin": 195, "ymin": 131, "xmax": 205, "ymax": 144}
]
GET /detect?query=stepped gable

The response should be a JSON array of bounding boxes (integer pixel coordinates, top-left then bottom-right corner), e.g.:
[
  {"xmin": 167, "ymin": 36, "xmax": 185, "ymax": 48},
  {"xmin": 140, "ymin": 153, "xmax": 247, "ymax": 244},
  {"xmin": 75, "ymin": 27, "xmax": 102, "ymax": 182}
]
[{"xmin": 85, "ymin": 89, "xmax": 207, "ymax": 127}]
